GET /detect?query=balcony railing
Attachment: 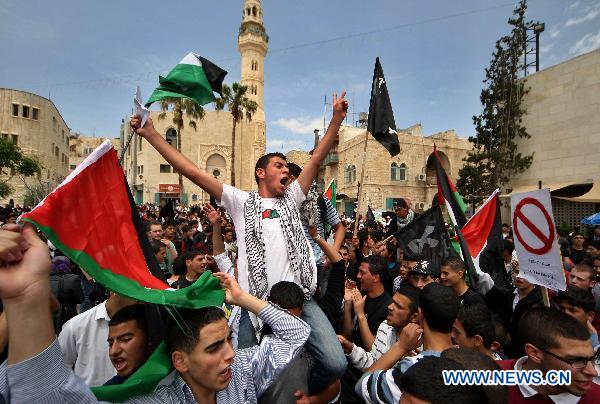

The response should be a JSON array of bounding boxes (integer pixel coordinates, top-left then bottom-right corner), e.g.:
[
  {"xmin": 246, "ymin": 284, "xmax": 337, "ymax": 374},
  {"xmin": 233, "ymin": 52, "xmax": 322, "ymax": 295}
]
[{"xmin": 321, "ymin": 152, "xmax": 339, "ymax": 166}]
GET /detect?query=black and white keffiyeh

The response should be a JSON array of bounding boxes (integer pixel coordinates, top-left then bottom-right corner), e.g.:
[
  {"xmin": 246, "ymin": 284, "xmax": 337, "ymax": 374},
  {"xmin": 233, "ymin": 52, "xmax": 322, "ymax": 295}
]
[{"xmin": 243, "ymin": 188, "xmax": 316, "ymax": 304}]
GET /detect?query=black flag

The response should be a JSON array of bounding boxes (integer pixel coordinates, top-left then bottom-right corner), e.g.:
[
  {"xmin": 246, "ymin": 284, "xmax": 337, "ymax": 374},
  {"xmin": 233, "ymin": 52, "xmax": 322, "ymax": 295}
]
[
  {"xmin": 366, "ymin": 205, "xmax": 377, "ymax": 228},
  {"xmin": 394, "ymin": 205, "xmax": 457, "ymax": 276},
  {"xmin": 367, "ymin": 57, "xmax": 400, "ymax": 157}
]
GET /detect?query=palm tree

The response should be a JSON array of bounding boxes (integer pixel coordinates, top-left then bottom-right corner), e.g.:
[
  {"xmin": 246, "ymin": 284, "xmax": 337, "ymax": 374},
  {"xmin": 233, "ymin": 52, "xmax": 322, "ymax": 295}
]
[
  {"xmin": 158, "ymin": 98, "xmax": 205, "ymax": 203},
  {"xmin": 214, "ymin": 83, "xmax": 258, "ymax": 188}
]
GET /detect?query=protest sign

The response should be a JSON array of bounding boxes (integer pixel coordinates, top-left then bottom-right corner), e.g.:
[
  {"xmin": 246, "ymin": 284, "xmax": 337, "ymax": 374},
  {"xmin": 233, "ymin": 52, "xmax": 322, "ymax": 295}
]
[{"xmin": 511, "ymin": 188, "xmax": 566, "ymax": 291}]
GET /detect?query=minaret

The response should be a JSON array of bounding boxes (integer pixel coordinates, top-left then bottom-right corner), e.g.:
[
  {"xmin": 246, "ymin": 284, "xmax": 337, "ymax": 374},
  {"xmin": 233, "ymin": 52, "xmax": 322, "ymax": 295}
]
[
  {"xmin": 238, "ymin": 0, "xmax": 268, "ymax": 111},
  {"xmin": 237, "ymin": 0, "xmax": 268, "ymax": 191}
]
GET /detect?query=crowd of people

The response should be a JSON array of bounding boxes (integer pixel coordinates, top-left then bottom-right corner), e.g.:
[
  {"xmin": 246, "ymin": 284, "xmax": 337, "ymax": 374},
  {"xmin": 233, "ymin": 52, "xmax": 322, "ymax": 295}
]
[{"xmin": 1, "ymin": 91, "xmax": 600, "ymax": 403}]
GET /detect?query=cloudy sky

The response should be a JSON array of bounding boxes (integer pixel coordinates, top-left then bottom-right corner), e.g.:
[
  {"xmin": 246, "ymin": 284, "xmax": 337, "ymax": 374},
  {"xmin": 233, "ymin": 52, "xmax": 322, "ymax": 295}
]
[{"xmin": 1, "ymin": 0, "xmax": 599, "ymax": 153}]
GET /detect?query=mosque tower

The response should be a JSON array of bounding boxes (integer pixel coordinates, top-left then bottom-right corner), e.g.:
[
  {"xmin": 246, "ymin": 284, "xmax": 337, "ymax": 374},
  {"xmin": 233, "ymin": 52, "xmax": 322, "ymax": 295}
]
[{"xmin": 237, "ymin": 0, "xmax": 268, "ymax": 190}]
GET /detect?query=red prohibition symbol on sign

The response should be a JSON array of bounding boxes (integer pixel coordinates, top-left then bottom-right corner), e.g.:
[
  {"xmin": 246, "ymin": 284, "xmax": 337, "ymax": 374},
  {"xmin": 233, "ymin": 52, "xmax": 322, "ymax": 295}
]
[{"xmin": 513, "ymin": 197, "xmax": 555, "ymax": 255}]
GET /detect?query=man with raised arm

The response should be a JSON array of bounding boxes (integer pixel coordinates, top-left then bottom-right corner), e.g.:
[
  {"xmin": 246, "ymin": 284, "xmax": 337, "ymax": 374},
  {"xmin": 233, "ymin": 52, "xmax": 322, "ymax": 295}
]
[{"xmin": 130, "ymin": 91, "xmax": 348, "ymax": 394}]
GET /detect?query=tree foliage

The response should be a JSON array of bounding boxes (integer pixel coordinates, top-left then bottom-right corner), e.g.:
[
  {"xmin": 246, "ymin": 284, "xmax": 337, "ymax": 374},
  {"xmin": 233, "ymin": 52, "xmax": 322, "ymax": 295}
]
[
  {"xmin": 214, "ymin": 83, "xmax": 258, "ymax": 188},
  {"xmin": 0, "ymin": 138, "xmax": 42, "ymax": 199},
  {"xmin": 457, "ymin": 0, "xmax": 534, "ymax": 203},
  {"xmin": 158, "ymin": 97, "xmax": 205, "ymax": 202}
]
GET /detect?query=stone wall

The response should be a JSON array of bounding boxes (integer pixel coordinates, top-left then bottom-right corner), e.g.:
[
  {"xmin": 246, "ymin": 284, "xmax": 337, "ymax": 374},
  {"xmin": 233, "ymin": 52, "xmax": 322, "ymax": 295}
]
[{"xmin": 0, "ymin": 88, "xmax": 71, "ymax": 206}]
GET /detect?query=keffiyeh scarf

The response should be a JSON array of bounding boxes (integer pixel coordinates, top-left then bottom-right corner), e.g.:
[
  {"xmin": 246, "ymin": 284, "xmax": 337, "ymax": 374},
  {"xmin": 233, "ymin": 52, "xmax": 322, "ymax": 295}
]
[
  {"xmin": 397, "ymin": 209, "xmax": 415, "ymax": 229},
  {"xmin": 243, "ymin": 189, "xmax": 316, "ymax": 303}
]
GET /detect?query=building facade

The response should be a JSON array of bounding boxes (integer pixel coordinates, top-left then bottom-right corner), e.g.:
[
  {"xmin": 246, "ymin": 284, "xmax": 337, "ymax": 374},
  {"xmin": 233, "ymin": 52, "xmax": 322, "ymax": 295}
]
[
  {"xmin": 317, "ymin": 123, "xmax": 471, "ymax": 217},
  {"xmin": 0, "ymin": 88, "xmax": 71, "ymax": 206},
  {"xmin": 69, "ymin": 134, "xmax": 120, "ymax": 171},
  {"xmin": 121, "ymin": 0, "xmax": 268, "ymax": 205},
  {"xmin": 506, "ymin": 49, "xmax": 600, "ymax": 228}
]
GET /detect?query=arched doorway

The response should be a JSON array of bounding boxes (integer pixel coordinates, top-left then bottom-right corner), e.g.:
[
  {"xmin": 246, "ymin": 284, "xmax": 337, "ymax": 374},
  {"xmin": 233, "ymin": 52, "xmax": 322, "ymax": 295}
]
[{"xmin": 425, "ymin": 151, "xmax": 451, "ymax": 185}]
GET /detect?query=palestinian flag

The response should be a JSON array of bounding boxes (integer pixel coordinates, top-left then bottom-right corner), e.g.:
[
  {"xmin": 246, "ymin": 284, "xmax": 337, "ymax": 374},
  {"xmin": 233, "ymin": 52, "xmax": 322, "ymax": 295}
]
[
  {"xmin": 460, "ymin": 190, "xmax": 501, "ymax": 268},
  {"xmin": 21, "ymin": 140, "xmax": 224, "ymax": 308},
  {"xmin": 146, "ymin": 52, "xmax": 227, "ymax": 107},
  {"xmin": 323, "ymin": 178, "xmax": 336, "ymax": 206},
  {"xmin": 434, "ymin": 144, "xmax": 467, "ymax": 228}
]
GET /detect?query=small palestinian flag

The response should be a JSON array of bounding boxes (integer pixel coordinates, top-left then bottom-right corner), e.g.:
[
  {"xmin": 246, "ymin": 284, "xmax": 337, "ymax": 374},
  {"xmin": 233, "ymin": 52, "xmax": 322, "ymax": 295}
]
[
  {"xmin": 323, "ymin": 178, "xmax": 336, "ymax": 206},
  {"xmin": 146, "ymin": 52, "xmax": 227, "ymax": 107},
  {"xmin": 434, "ymin": 144, "xmax": 468, "ymax": 228},
  {"xmin": 21, "ymin": 140, "xmax": 224, "ymax": 308}
]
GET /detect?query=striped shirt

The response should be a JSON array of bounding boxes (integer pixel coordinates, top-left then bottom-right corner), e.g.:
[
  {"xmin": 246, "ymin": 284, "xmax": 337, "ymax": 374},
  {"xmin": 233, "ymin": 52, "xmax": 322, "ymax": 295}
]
[
  {"xmin": 0, "ymin": 304, "xmax": 310, "ymax": 404},
  {"xmin": 356, "ymin": 350, "xmax": 442, "ymax": 403},
  {"xmin": 302, "ymin": 196, "xmax": 340, "ymax": 264},
  {"xmin": 347, "ymin": 321, "xmax": 398, "ymax": 371}
]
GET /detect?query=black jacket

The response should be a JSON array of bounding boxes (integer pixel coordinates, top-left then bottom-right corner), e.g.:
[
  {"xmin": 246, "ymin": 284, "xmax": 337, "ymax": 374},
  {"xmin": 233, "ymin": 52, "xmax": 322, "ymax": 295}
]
[{"xmin": 50, "ymin": 272, "xmax": 84, "ymax": 332}]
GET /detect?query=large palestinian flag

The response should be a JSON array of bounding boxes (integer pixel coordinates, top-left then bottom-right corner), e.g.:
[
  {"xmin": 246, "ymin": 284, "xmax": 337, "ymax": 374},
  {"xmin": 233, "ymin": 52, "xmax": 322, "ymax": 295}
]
[
  {"xmin": 146, "ymin": 52, "xmax": 227, "ymax": 107},
  {"xmin": 21, "ymin": 140, "xmax": 224, "ymax": 308},
  {"xmin": 434, "ymin": 144, "xmax": 468, "ymax": 228}
]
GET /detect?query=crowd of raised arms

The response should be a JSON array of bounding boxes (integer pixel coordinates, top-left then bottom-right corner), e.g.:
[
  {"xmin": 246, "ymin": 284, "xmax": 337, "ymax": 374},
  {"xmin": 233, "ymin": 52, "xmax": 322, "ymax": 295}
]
[{"xmin": 1, "ymin": 92, "xmax": 600, "ymax": 403}]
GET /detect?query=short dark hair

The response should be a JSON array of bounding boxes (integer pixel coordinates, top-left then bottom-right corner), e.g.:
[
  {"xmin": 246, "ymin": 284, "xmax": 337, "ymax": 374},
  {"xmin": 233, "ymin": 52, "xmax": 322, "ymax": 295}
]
[
  {"xmin": 268, "ymin": 281, "xmax": 304, "ymax": 310},
  {"xmin": 165, "ymin": 307, "xmax": 226, "ymax": 356},
  {"xmin": 363, "ymin": 255, "xmax": 386, "ymax": 278},
  {"xmin": 519, "ymin": 306, "xmax": 590, "ymax": 350},
  {"xmin": 108, "ymin": 304, "xmax": 148, "ymax": 336},
  {"xmin": 457, "ymin": 304, "xmax": 495, "ymax": 348},
  {"xmin": 441, "ymin": 256, "xmax": 466, "ymax": 273},
  {"xmin": 287, "ymin": 162, "xmax": 302, "ymax": 178},
  {"xmin": 573, "ymin": 232, "xmax": 584, "ymax": 238},
  {"xmin": 420, "ymin": 283, "xmax": 459, "ymax": 333},
  {"xmin": 556, "ymin": 286, "xmax": 596, "ymax": 313},
  {"xmin": 442, "ymin": 348, "xmax": 507, "ymax": 404},
  {"xmin": 172, "ymin": 254, "xmax": 187, "ymax": 276},
  {"xmin": 163, "ymin": 220, "xmax": 176, "ymax": 229},
  {"xmin": 398, "ymin": 356, "xmax": 486, "ymax": 404},
  {"xmin": 370, "ymin": 230, "xmax": 383, "ymax": 243},
  {"xmin": 150, "ymin": 239, "xmax": 165, "ymax": 254},
  {"xmin": 395, "ymin": 285, "xmax": 420, "ymax": 315},
  {"xmin": 503, "ymin": 239, "xmax": 515, "ymax": 254},
  {"xmin": 181, "ymin": 225, "xmax": 192, "ymax": 233},
  {"xmin": 573, "ymin": 263, "xmax": 595, "ymax": 280},
  {"xmin": 254, "ymin": 152, "xmax": 287, "ymax": 184},
  {"xmin": 395, "ymin": 198, "xmax": 408, "ymax": 209}
]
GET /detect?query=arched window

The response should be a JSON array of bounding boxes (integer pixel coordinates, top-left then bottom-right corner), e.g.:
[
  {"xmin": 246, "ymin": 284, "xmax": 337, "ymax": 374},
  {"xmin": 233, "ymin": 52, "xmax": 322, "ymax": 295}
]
[
  {"xmin": 391, "ymin": 162, "xmax": 408, "ymax": 181},
  {"xmin": 165, "ymin": 128, "xmax": 177, "ymax": 149},
  {"xmin": 252, "ymin": 6, "xmax": 257, "ymax": 16},
  {"xmin": 206, "ymin": 154, "xmax": 226, "ymax": 179}
]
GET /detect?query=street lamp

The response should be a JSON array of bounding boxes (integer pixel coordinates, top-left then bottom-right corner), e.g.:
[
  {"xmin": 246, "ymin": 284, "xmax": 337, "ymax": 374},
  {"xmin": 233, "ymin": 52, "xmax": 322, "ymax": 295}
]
[{"xmin": 533, "ymin": 23, "xmax": 545, "ymax": 72}]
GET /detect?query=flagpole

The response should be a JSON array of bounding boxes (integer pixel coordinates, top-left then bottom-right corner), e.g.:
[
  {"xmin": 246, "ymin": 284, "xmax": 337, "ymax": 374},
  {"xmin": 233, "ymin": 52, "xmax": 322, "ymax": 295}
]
[
  {"xmin": 119, "ymin": 129, "xmax": 135, "ymax": 167},
  {"xmin": 353, "ymin": 129, "xmax": 369, "ymax": 237},
  {"xmin": 353, "ymin": 129, "xmax": 370, "ymax": 237}
]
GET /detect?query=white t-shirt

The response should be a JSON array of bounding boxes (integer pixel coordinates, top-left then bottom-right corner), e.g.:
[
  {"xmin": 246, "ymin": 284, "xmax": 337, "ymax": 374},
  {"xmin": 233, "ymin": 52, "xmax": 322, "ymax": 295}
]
[{"xmin": 219, "ymin": 181, "xmax": 317, "ymax": 297}]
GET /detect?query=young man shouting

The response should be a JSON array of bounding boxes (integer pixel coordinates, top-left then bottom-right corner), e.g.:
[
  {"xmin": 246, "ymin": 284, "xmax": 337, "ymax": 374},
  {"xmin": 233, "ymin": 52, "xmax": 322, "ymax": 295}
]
[{"xmin": 130, "ymin": 91, "xmax": 349, "ymax": 393}]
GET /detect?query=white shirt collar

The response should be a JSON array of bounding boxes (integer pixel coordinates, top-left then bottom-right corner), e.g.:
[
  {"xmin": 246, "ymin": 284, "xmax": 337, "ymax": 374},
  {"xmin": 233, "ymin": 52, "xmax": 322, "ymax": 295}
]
[
  {"xmin": 514, "ymin": 357, "xmax": 581, "ymax": 404},
  {"xmin": 94, "ymin": 301, "xmax": 110, "ymax": 321}
]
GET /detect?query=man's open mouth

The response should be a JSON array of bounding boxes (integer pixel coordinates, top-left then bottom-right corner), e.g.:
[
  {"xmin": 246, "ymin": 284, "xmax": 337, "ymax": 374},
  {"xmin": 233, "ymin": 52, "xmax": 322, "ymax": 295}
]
[{"xmin": 280, "ymin": 177, "xmax": 288, "ymax": 185}]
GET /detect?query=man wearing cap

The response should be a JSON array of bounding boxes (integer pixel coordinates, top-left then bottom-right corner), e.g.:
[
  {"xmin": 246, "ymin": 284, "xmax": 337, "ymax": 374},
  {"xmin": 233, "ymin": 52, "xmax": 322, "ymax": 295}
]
[
  {"xmin": 386, "ymin": 198, "xmax": 419, "ymax": 238},
  {"xmin": 407, "ymin": 259, "xmax": 437, "ymax": 290}
]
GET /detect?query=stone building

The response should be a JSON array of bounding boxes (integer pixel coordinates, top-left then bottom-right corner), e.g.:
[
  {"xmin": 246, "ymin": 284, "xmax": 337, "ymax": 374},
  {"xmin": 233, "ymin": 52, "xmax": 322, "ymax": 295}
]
[
  {"xmin": 317, "ymin": 123, "xmax": 471, "ymax": 217},
  {"xmin": 506, "ymin": 49, "xmax": 600, "ymax": 228},
  {"xmin": 0, "ymin": 88, "xmax": 71, "ymax": 206},
  {"xmin": 121, "ymin": 0, "xmax": 267, "ymax": 205},
  {"xmin": 69, "ymin": 134, "xmax": 120, "ymax": 171}
]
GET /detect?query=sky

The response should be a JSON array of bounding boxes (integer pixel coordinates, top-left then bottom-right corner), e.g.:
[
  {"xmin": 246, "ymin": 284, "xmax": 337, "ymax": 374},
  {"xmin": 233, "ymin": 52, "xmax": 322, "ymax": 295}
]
[{"xmin": 1, "ymin": 0, "xmax": 599, "ymax": 153}]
